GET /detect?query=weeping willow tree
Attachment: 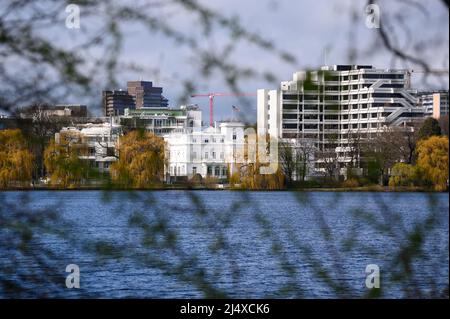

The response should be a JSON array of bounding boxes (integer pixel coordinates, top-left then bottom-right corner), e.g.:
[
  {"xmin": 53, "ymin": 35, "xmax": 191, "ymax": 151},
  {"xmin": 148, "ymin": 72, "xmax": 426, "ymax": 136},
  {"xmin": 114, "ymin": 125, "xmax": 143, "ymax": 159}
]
[
  {"xmin": 416, "ymin": 135, "xmax": 449, "ymax": 191},
  {"xmin": 43, "ymin": 130, "xmax": 91, "ymax": 188},
  {"xmin": 110, "ymin": 130, "xmax": 166, "ymax": 188},
  {"xmin": 0, "ymin": 129, "xmax": 34, "ymax": 188}
]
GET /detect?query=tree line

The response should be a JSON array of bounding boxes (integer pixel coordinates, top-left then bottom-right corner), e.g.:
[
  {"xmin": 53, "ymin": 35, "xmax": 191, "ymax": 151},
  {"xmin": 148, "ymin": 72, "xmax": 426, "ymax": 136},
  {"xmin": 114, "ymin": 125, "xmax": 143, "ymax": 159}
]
[{"xmin": 0, "ymin": 115, "xmax": 448, "ymax": 191}]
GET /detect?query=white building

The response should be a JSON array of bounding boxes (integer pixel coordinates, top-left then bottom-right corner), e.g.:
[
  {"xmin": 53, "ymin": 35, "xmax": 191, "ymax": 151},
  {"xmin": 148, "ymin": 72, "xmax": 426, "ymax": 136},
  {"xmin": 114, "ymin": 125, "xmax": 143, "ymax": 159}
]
[
  {"xmin": 55, "ymin": 122, "xmax": 121, "ymax": 172},
  {"xmin": 418, "ymin": 90, "xmax": 449, "ymax": 119},
  {"xmin": 257, "ymin": 65, "xmax": 425, "ymax": 177},
  {"xmin": 121, "ymin": 104, "xmax": 202, "ymax": 135},
  {"xmin": 164, "ymin": 122, "xmax": 245, "ymax": 180}
]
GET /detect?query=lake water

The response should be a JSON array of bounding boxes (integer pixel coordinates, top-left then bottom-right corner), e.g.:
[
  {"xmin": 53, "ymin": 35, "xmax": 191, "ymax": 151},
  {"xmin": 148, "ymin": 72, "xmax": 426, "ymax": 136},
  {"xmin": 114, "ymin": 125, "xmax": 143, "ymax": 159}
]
[{"xmin": 0, "ymin": 191, "xmax": 448, "ymax": 298}]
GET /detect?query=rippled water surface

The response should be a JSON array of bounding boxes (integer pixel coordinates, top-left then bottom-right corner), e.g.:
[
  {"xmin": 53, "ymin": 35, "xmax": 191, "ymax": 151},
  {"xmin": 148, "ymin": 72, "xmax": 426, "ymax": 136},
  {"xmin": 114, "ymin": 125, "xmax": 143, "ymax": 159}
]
[{"xmin": 1, "ymin": 191, "xmax": 448, "ymax": 298}]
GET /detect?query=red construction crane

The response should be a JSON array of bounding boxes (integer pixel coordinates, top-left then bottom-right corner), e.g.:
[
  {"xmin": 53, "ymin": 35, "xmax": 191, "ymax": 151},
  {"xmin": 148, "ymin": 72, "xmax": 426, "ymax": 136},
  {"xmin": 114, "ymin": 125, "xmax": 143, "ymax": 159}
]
[{"xmin": 190, "ymin": 92, "xmax": 256, "ymax": 126}]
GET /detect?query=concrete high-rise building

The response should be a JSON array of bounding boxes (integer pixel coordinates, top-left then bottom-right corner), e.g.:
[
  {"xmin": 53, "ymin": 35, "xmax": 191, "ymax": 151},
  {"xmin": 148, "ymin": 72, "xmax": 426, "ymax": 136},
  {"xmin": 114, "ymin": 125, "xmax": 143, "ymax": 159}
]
[
  {"xmin": 103, "ymin": 81, "xmax": 169, "ymax": 116},
  {"xmin": 418, "ymin": 90, "xmax": 449, "ymax": 119},
  {"xmin": 257, "ymin": 65, "xmax": 424, "ymax": 177}
]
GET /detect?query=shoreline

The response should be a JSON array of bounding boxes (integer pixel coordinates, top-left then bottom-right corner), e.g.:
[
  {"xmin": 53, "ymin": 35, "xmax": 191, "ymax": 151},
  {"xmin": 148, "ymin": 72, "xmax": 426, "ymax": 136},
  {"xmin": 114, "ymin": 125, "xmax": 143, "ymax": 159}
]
[{"xmin": 0, "ymin": 185, "xmax": 448, "ymax": 193}]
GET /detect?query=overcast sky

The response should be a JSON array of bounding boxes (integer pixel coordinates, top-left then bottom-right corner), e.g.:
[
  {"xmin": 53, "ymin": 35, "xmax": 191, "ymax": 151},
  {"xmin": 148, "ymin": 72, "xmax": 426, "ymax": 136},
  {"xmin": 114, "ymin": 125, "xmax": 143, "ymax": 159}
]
[{"xmin": 55, "ymin": 0, "xmax": 449, "ymax": 122}]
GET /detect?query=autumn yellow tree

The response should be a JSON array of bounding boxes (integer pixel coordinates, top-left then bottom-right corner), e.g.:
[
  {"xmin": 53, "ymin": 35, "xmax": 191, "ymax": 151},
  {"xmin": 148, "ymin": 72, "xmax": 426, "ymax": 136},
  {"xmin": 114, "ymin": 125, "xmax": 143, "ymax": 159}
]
[
  {"xmin": 44, "ymin": 131, "xmax": 91, "ymax": 188},
  {"xmin": 110, "ymin": 130, "xmax": 166, "ymax": 188},
  {"xmin": 0, "ymin": 129, "xmax": 34, "ymax": 188},
  {"xmin": 416, "ymin": 135, "xmax": 449, "ymax": 191},
  {"xmin": 239, "ymin": 163, "xmax": 284, "ymax": 190}
]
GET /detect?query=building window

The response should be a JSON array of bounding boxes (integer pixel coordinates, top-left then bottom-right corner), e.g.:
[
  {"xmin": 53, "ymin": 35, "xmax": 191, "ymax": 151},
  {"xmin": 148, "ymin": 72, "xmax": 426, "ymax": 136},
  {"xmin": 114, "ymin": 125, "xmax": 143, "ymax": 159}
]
[
  {"xmin": 204, "ymin": 152, "xmax": 208, "ymax": 159},
  {"xmin": 233, "ymin": 134, "xmax": 236, "ymax": 140},
  {"xmin": 192, "ymin": 138, "xmax": 197, "ymax": 143},
  {"xmin": 220, "ymin": 152, "xmax": 224, "ymax": 159},
  {"xmin": 214, "ymin": 166, "xmax": 220, "ymax": 176},
  {"xmin": 212, "ymin": 151, "xmax": 216, "ymax": 159},
  {"xmin": 192, "ymin": 167, "xmax": 197, "ymax": 174},
  {"xmin": 222, "ymin": 167, "xmax": 227, "ymax": 176},
  {"xmin": 207, "ymin": 166, "xmax": 212, "ymax": 175},
  {"xmin": 204, "ymin": 138, "xmax": 209, "ymax": 143},
  {"xmin": 192, "ymin": 152, "xmax": 197, "ymax": 160}
]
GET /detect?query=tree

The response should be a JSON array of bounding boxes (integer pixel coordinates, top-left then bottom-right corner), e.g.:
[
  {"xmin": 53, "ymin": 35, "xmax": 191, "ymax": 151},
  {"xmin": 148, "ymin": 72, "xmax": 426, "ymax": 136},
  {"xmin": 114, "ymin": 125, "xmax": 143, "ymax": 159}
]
[
  {"xmin": 416, "ymin": 136, "xmax": 449, "ymax": 191},
  {"xmin": 439, "ymin": 115, "xmax": 449, "ymax": 136},
  {"xmin": 14, "ymin": 103, "xmax": 73, "ymax": 181},
  {"xmin": 363, "ymin": 127, "xmax": 405, "ymax": 185},
  {"xmin": 239, "ymin": 162, "xmax": 284, "ymax": 190},
  {"xmin": 418, "ymin": 118, "xmax": 442, "ymax": 141},
  {"xmin": 110, "ymin": 130, "xmax": 166, "ymax": 188},
  {"xmin": 278, "ymin": 141, "xmax": 301, "ymax": 185},
  {"xmin": 316, "ymin": 149, "xmax": 340, "ymax": 181},
  {"xmin": 388, "ymin": 163, "xmax": 422, "ymax": 188},
  {"xmin": 295, "ymin": 139, "xmax": 315, "ymax": 182},
  {"xmin": 44, "ymin": 130, "xmax": 92, "ymax": 188},
  {"xmin": 0, "ymin": 129, "xmax": 34, "ymax": 188}
]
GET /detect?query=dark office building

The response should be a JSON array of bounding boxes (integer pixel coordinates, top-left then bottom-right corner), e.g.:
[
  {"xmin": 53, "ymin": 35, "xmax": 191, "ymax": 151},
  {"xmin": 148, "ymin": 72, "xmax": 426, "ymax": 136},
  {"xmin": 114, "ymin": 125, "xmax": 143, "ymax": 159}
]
[
  {"xmin": 127, "ymin": 81, "xmax": 169, "ymax": 109},
  {"xmin": 103, "ymin": 81, "xmax": 169, "ymax": 116},
  {"xmin": 103, "ymin": 90, "xmax": 135, "ymax": 116}
]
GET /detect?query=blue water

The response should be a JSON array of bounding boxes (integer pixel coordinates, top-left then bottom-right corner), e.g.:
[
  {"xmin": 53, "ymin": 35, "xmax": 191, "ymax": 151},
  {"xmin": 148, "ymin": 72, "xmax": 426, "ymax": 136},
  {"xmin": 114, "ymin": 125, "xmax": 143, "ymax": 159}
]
[{"xmin": 0, "ymin": 191, "xmax": 448, "ymax": 298}]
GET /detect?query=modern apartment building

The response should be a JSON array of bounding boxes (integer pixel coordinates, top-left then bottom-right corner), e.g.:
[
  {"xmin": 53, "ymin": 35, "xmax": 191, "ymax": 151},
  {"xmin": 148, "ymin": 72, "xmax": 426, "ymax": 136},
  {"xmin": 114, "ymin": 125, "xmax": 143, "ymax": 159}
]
[
  {"xmin": 164, "ymin": 122, "xmax": 245, "ymax": 180},
  {"xmin": 257, "ymin": 65, "xmax": 424, "ymax": 176},
  {"xmin": 103, "ymin": 81, "xmax": 169, "ymax": 116},
  {"xmin": 418, "ymin": 90, "xmax": 449, "ymax": 119},
  {"xmin": 120, "ymin": 105, "xmax": 202, "ymax": 135}
]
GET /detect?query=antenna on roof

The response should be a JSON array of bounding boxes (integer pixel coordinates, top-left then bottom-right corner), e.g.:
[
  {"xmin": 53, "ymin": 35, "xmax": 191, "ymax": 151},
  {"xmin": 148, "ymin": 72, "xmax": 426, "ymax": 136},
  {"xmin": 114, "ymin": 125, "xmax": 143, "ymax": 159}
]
[{"xmin": 323, "ymin": 45, "xmax": 331, "ymax": 66}]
